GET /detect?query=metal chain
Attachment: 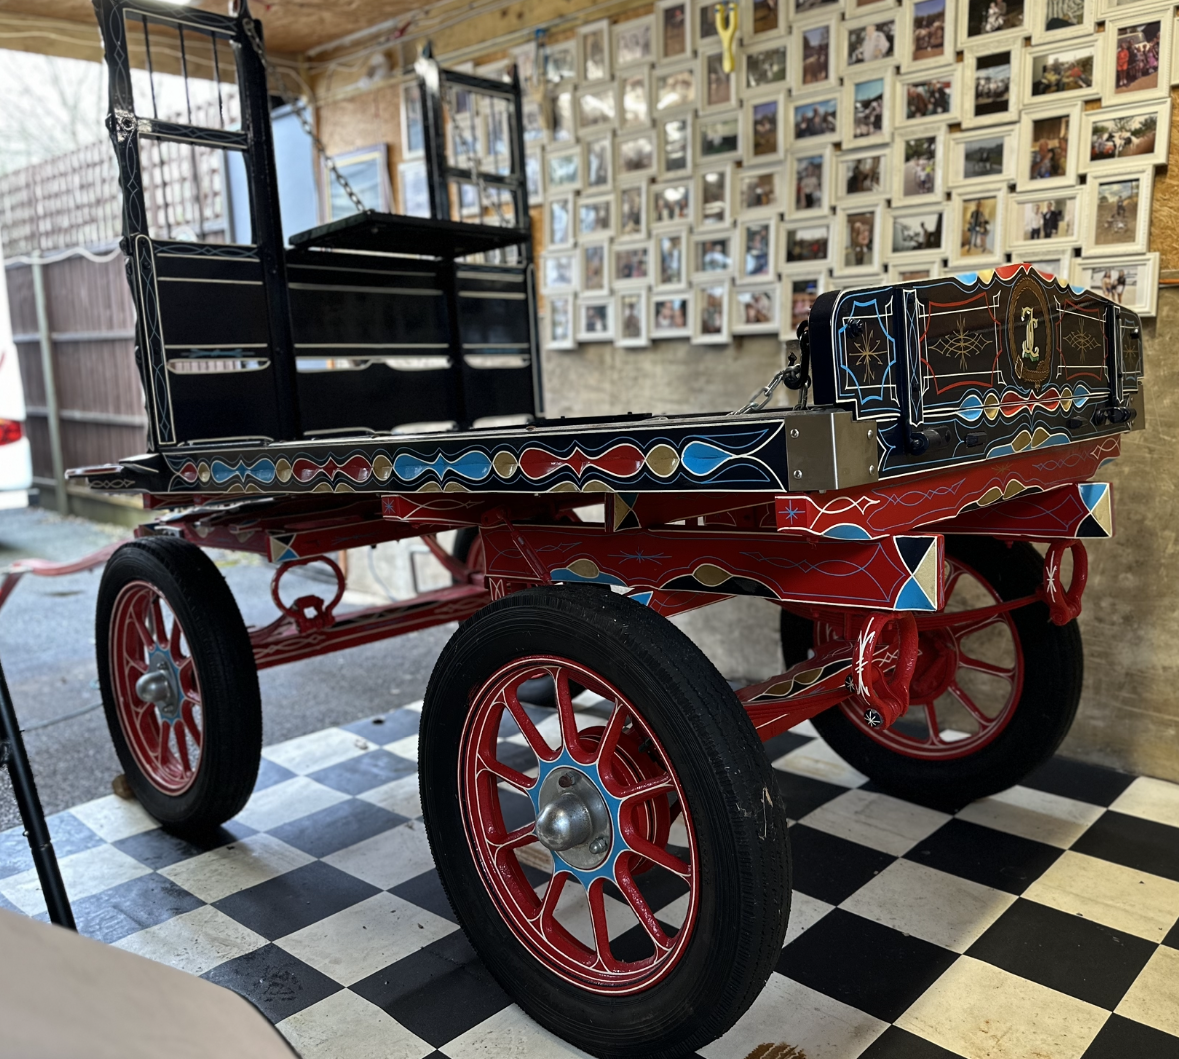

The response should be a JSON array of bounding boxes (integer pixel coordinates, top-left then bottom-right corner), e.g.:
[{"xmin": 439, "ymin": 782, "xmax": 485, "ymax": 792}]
[{"xmin": 240, "ymin": 16, "xmax": 368, "ymax": 216}]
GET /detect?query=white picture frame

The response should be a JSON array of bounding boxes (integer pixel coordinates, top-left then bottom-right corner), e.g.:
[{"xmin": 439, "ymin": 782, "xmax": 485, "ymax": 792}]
[
  {"xmin": 654, "ymin": 61, "xmax": 698, "ymax": 113},
  {"xmin": 1079, "ymin": 97, "xmax": 1172, "ymax": 173},
  {"xmin": 1081, "ymin": 166, "xmax": 1154, "ymax": 256},
  {"xmin": 901, "ymin": 0, "xmax": 957, "ymax": 72},
  {"xmin": 1022, "ymin": 37, "xmax": 1102, "ymax": 107},
  {"xmin": 577, "ymin": 296, "xmax": 616, "ymax": 342},
  {"xmin": 651, "ymin": 178, "xmax": 693, "ymax": 227},
  {"xmin": 887, "ymin": 203, "xmax": 949, "ymax": 263},
  {"xmin": 892, "ymin": 125, "xmax": 947, "ymax": 203},
  {"xmin": 737, "ymin": 218, "xmax": 778, "ymax": 284},
  {"xmin": 546, "ymin": 193, "xmax": 574, "ymax": 247},
  {"xmin": 400, "ymin": 81, "xmax": 425, "ymax": 160},
  {"xmin": 617, "ymin": 289, "xmax": 651, "ymax": 348},
  {"xmin": 744, "ymin": 0, "xmax": 789, "ymax": 40},
  {"xmin": 948, "ymin": 186, "xmax": 1008, "ymax": 268},
  {"xmin": 834, "ymin": 202, "xmax": 885, "ymax": 277},
  {"xmin": 578, "ymin": 193, "xmax": 615, "ymax": 239},
  {"xmin": 782, "ymin": 272, "xmax": 828, "ymax": 337},
  {"xmin": 548, "ymin": 88, "xmax": 576, "ymax": 145},
  {"xmin": 544, "ymin": 41, "xmax": 577, "ymax": 85},
  {"xmin": 786, "ymin": 143, "xmax": 833, "ymax": 219},
  {"xmin": 744, "ymin": 90, "xmax": 787, "ymax": 163},
  {"xmin": 962, "ymin": 41, "xmax": 1024, "ymax": 128},
  {"xmin": 1101, "ymin": 13, "xmax": 1172, "ymax": 104},
  {"xmin": 743, "ymin": 40, "xmax": 789, "ymax": 93},
  {"xmin": 1016, "ymin": 102, "xmax": 1082, "ymax": 191},
  {"xmin": 578, "ymin": 19, "xmax": 612, "ymax": 83},
  {"xmin": 524, "ymin": 148, "xmax": 543, "ymax": 205},
  {"xmin": 699, "ymin": 47, "xmax": 739, "ymax": 113},
  {"xmin": 577, "ymin": 84, "xmax": 618, "ymax": 134},
  {"xmin": 840, "ymin": 11, "xmax": 900, "ymax": 76},
  {"xmin": 546, "ymin": 146, "xmax": 582, "ymax": 194},
  {"xmin": 541, "ymin": 249, "xmax": 578, "ymax": 294},
  {"xmin": 654, "ymin": 225, "xmax": 691, "ymax": 290},
  {"xmin": 614, "ymin": 239, "xmax": 655, "ymax": 287},
  {"xmin": 834, "ymin": 144, "xmax": 892, "ymax": 204},
  {"xmin": 782, "ymin": 220, "xmax": 833, "ymax": 271},
  {"xmin": 732, "ymin": 283, "xmax": 783, "ymax": 334},
  {"xmin": 698, "ymin": 109, "xmax": 742, "ymax": 162},
  {"xmin": 656, "ymin": 0, "xmax": 694, "ymax": 62},
  {"xmin": 617, "ymin": 130, "xmax": 657, "ymax": 178},
  {"xmin": 843, "ymin": 73, "xmax": 892, "ymax": 148},
  {"xmin": 583, "ymin": 134, "xmax": 614, "ymax": 193},
  {"xmin": 617, "ymin": 183, "xmax": 649, "ymax": 239},
  {"xmin": 950, "ymin": 126, "xmax": 1018, "ymax": 187},
  {"xmin": 613, "ymin": 15, "xmax": 655, "ymax": 68},
  {"xmin": 1031, "ymin": 0, "xmax": 1096, "ymax": 44},
  {"xmin": 658, "ymin": 112, "xmax": 694, "ymax": 177},
  {"xmin": 1070, "ymin": 250, "xmax": 1159, "ymax": 316},
  {"xmin": 545, "ymin": 293, "xmax": 576, "ymax": 351},
  {"xmin": 692, "ymin": 281, "xmax": 732, "ymax": 345},
  {"xmin": 692, "ymin": 229, "xmax": 736, "ymax": 280},
  {"xmin": 792, "ymin": 16, "xmax": 838, "ymax": 93},
  {"xmin": 959, "ymin": 0, "xmax": 1030, "ymax": 49},
  {"xmin": 1012, "ymin": 249, "xmax": 1073, "ymax": 282},
  {"xmin": 619, "ymin": 68, "xmax": 653, "ymax": 129},
  {"xmin": 738, "ymin": 165, "xmax": 784, "ymax": 217},
  {"xmin": 791, "ymin": 0, "xmax": 843, "ymax": 15},
  {"xmin": 789, "ymin": 92, "xmax": 842, "ymax": 148},
  {"xmin": 1007, "ymin": 186, "xmax": 1086, "ymax": 252},
  {"xmin": 652, "ymin": 290, "xmax": 693, "ymax": 339},
  {"xmin": 896, "ymin": 68, "xmax": 960, "ymax": 130},
  {"xmin": 696, "ymin": 163, "xmax": 734, "ymax": 227},
  {"xmin": 580, "ymin": 239, "xmax": 612, "ymax": 295},
  {"xmin": 893, "ymin": 260, "xmax": 945, "ymax": 282},
  {"xmin": 397, "ymin": 159, "xmax": 430, "ymax": 219}
]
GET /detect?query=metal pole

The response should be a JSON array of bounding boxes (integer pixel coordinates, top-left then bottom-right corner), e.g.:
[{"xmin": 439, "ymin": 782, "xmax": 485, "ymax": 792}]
[
  {"xmin": 0, "ymin": 656, "xmax": 75, "ymax": 930},
  {"xmin": 30, "ymin": 253, "xmax": 68, "ymax": 515}
]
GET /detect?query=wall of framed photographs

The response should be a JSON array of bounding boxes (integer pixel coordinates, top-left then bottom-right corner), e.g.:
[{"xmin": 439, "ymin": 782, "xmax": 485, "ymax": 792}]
[{"xmin": 513, "ymin": 0, "xmax": 1176, "ymax": 354}]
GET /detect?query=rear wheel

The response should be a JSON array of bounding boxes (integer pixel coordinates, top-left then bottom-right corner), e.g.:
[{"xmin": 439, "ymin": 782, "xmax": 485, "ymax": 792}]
[
  {"xmin": 781, "ymin": 537, "xmax": 1083, "ymax": 805},
  {"xmin": 421, "ymin": 585, "xmax": 790, "ymax": 1059}
]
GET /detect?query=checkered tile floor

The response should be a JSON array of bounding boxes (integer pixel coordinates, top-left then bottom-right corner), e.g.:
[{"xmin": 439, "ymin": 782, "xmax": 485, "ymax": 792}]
[{"xmin": 2, "ymin": 701, "xmax": 1178, "ymax": 1059}]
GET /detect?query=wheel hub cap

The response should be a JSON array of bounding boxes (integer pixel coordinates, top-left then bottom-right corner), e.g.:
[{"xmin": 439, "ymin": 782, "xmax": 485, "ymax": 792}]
[
  {"xmin": 136, "ymin": 649, "xmax": 182, "ymax": 722},
  {"xmin": 535, "ymin": 767, "xmax": 612, "ymax": 869}
]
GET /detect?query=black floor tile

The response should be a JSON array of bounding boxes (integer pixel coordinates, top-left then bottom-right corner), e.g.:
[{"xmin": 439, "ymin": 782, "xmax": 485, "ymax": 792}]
[
  {"xmin": 859, "ymin": 780, "xmax": 974, "ymax": 816},
  {"xmin": 342, "ymin": 708, "xmax": 420, "ymax": 743},
  {"xmin": 788, "ymin": 824, "xmax": 895, "ymax": 905},
  {"xmin": 772, "ymin": 769, "xmax": 853, "ymax": 820},
  {"xmin": 778, "ymin": 908, "xmax": 957, "ymax": 1023},
  {"xmin": 859, "ymin": 1026, "xmax": 967, "ymax": 1058},
  {"xmin": 0, "ymin": 812, "xmax": 102, "ymax": 878},
  {"xmin": 761, "ymin": 730, "xmax": 815, "ymax": 762},
  {"xmin": 603, "ymin": 864, "xmax": 690, "ymax": 914},
  {"xmin": 1164, "ymin": 917, "xmax": 1179, "ymax": 950},
  {"xmin": 1071, "ymin": 812, "xmax": 1179, "ymax": 884},
  {"xmin": 966, "ymin": 898, "xmax": 1157, "ymax": 1009},
  {"xmin": 1082, "ymin": 1014, "xmax": 1179, "ymax": 1059},
  {"xmin": 72, "ymin": 872, "xmax": 203, "ymax": 944},
  {"xmin": 495, "ymin": 740, "xmax": 538, "ymax": 775},
  {"xmin": 214, "ymin": 861, "xmax": 379, "ymax": 941},
  {"xmin": 391, "ymin": 869, "xmax": 459, "ymax": 924},
  {"xmin": 270, "ymin": 798, "xmax": 407, "ymax": 859},
  {"xmin": 310, "ymin": 749, "xmax": 418, "ymax": 796},
  {"xmin": 202, "ymin": 943, "xmax": 341, "ymax": 1023},
  {"xmin": 113, "ymin": 824, "xmax": 241, "ymax": 870},
  {"xmin": 905, "ymin": 819, "xmax": 1060, "ymax": 894},
  {"xmin": 609, "ymin": 917, "xmax": 678, "ymax": 963},
  {"xmin": 351, "ymin": 932, "xmax": 511, "ymax": 1047},
  {"xmin": 1021, "ymin": 755, "xmax": 1136, "ymax": 808},
  {"xmin": 498, "ymin": 788, "xmax": 536, "ymax": 832},
  {"xmin": 254, "ymin": 757, "xmax": 297, "ymax": 792}
]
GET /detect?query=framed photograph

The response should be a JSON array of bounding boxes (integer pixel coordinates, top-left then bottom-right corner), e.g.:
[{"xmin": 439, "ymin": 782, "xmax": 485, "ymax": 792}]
[
  {"xmin": 546, "ymin": 147, "xmax": 581, "ymax": 194},
  {"xmin": 782, "ymin": 221, "xmax": 832, "ymax": 269},
  {"xmin": 692, "ymin": 230, "xmax": 736, "ymax": 279},
  {"xmin": 614, "ymin": 240, "xmax": 654, "ymax": 287},
  {"xmin": 577, "ymin": 296, "xmax": 615, "ymax": 342},
  {"xmin": 698, "ymin": 110, "xmax": 742, "ymax": 161},
  {"xmin": 657, "ymin": 0, "xmax": 693, "ymax": 62},
  {"xmin": 1013, "ymin": 250, "xmax": 1072, "ymax": 281},
  {"xmin": 655, "ymin": 62, "xmax": 697, "ymax": 112},
  {"xmin": 949, "ymin": 187, "xmax": 1007, "ymax": 267},
  {"xmin": 542, "ymin": 250, "xmax": 577, "ymax": 293},
  {"xmin": 893, "ymin": 127, "xmax": 946, "ymax": 202},
  {"xmin": 618, "ymin": 183, "xmax": 649, "ymax": 238},
  {"xmin": 1082, "ymin": 167, "xmax": 1154, "ymax": 256},
  {"xmin": 744, "ymin": 0, "xmax": 788, "ymax": 39},
  {"xmin": 545, "ymin": 294, "xmax": 576, "ymax": 351},
  {"xmin": 544, "ymin": 41, "xmax": 577, "ymax": 85},
  {"xmin": 744, "ymin": 91, "xmax": 787, "ymax": 162},
  {"xmin": 1017, "ymin": 103, "xmax": 1082, "ymax": 190},
  {"xmin": 744, "ymin": 42, "xmax": 789, "ymax": 91},
  {"xmin": 652, "ymin": 291, "xmax": 693, "ymax": 338},
  {"xmin": 1008, "ymin": 187, "xmax": 1084, "ymax": 251},
  {"xmin": 578, "ymin": 20, "xmax": 611, "ymax": 82},
  {"xmin": 692, "ymin": 281, "xmax": 731, "ymax": 345},
  {"xmin": 522, "ymin": 97, "xmax": 545, "ymax": 144},
  {"xmin": 790, "ymin": 93, "xmax": 841, "ymax": 146},
  {"xmin": 738, "ymin": 165, "xmax": 783, "ymax": 217},
  {"xmin": 888, "ymin": 203, "xmax": 948, "ymax": 263},
  {"xmin": 834, "ymin": 203, "xmax": 884, "ymax": 276},
  {"xmin": 843, "ymin": 74, "xmax": 892, "ymax": 147},
  {"xmin": 658, "ymin": 113, "xmax": 693, "ymax": 176},
  {"xmin": 578, "ymin": 194, "xmax": 614, "ymax": 239},
  {"xmin": 849, "ymin": 0, "xmax": 900, "ymax": 13},
  {"xmin": 511, "ymin": 41, "xmax": 539, "ymax": 89},
  {"xmin": 1070, "ymin": 251, "xmax": 1159, "ymax": 316},
  {"xmin": 617, "ymin": 290, "xmax": 651, "ymax": 348},
  {"xmin": 697, "ymin": 0, "xmax": 721, "ymax": 44},
  {"xmin": 1022, "ymin": 39, "xmax": 1100, "ymax": 105},
  {"xmin": 950, "ymin": 126, "xmax": 1018, "ymax": 186},
  {"xmin": 619, "ymin": 69, "xmax": 653, "ymax": 129},
  {"xmin": 583, "ymin": 135, "xmax": 613, "ymax": 192},
  {"xmin": 960, "ymin": 0, "xmax": 1027, "ymax": 47},
  {"xmin": 700, "ymin": 47, "xmax": 738, "ymax": 112},
  {"xmin": 1102, "ymin": 16, "xmax": 1171, "ymax": 103},
  {"xmin": 841, "ymin": 13, "xmax": 899, "ymax": 74},
  {"xmin": 1080, "ymin": 98, "xmax": 1172, "ymax": 172},
  {"xmin": 792, "ymin": 18, "xmax": 836, "ymax": 93},
  {"xmin": 896, "ymin": 69, "xmax": 959, "ymax": 130},
  {"xmin": 1032, "ymin": 0, "xmax": 1095, "ymax": 43},
  {"xmin": 547, "ymin": 193, "xmax": 574, "ymax": 247},
  {"xmin": 783, "ymin": 273, "xmax": 827, "ymax": 336},
  {"xmin": 400, "ymin": 82, "xmax": 425, "ymax": 160},
  {"xmin": 655, "ymin": 225, "xmax": 691, "ymax": 290},
  {"xmin": 577, "ymin": 85, "xmax": 617, "ymax": 133},
  {"xmin": 737, "ymin": 218, "xmax": 778, "ymax": 283},
  {"xmin": 793, "ymin": 0, "xmax": 841, "ymax": 13},
  {"xmin": 835, "ymin": 145, "xmax": 891, "ymax": 204},
  {"xmin": 786, "ymin": 144, "xmax": 833, "ymax": 219},
  {"xmin": 581, "ymin": 239, "xmax": 611, "ymax": 295},
  {"xmin": 614, "ymin": 16, "xmax": 655, "ymax": 67},
  {"xmin": 651, "ymin": 180, "xmax": 692, "ymax": 226},
  {"xmin": 548, "ymin": 88, "xmax": 575, "ymax": 144},
  {"xmin": 962, "ymin": 43, "xmax": 1022, "ymax": 128},
  {"xmin": 398, "ymin": 160, "xmax": 430, "ymax": 218},
  {"xmin": 894, "ymin": 261, "xmax": 944, "ymax": 282},
  {"xmin": 733, "ymin": 284, "xmax": 782, "ymax": 334},
  {"xmin": 901, "ymin": 0, "xmax": 956, "ymax": 71},
  {"xmin": 697, "ymin": 163, "xmax": 734, "ymax": 227},
  {"xmin": 617, "ymin": 130, "xmax": 657, "ymax": 178}
]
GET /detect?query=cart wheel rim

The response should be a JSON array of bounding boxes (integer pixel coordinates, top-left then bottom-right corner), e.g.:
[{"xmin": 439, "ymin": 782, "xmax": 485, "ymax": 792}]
[
  {"xmin": 110, "ymin": 581, "xmax": 204, "ymax": 795},
  {"xmin": 824, "ymin": 555, "xmax": 1025, "ymax": 760},
  {"xmin": 459, "ymin": 657, "xmax": 699, "ymax": 994}
]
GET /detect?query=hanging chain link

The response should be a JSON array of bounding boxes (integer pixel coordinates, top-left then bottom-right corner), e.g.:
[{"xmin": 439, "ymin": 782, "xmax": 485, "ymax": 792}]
[{"xmin": 239, "ymin": 15, "xmax": 368, "ymax": 216}]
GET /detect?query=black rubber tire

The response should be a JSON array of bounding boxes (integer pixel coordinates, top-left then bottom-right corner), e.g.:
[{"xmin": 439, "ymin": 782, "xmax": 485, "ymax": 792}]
[
  {"xmin": 96, "ymin": 536, "xmax": 262, "ymax": 835},
  {"xmin": 780, "ymin": 536, "xmax": 1083, "ymax": 806},
  {"xmin": 421, "ymin": 585, "xmax": 791, "ymax": 1059}
]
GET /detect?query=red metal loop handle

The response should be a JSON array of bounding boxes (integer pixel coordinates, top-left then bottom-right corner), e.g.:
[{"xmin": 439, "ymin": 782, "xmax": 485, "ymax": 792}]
[
  {"xmin": 853, "ymin": 613, "xmax": 919, "ymax": 728},
  {"xmin": 271, "ymin": 555, "xmax": 346, "ymax": 633},
  {"xmin": 1038, "ymin": 541, "xmax": 1088, "ymax": 626}
]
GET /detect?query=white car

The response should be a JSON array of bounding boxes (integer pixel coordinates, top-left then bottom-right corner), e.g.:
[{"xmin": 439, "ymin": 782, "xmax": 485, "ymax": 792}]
[{"xmin": 0, "ymin": 235, "xmax": 33, "ymax": 507}]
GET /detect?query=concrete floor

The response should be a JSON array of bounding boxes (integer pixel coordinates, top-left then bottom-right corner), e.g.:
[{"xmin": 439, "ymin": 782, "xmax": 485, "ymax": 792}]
[{"xmin": 0, "ymin": 507, "xmax": 454, "ymax": 830}]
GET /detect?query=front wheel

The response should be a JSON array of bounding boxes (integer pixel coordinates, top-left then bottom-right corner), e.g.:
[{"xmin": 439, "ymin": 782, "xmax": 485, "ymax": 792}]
[
  {"xmin": 781, "ymin": 536, "xmax": 1083, "ymax": 806},
  {"xmin": 421, "ymin": 586, "xmax": 790, "ymax": 1059}
]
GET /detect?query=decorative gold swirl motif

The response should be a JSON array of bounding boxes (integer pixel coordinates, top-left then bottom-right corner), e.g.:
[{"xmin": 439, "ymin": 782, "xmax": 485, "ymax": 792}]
[
  {"xmin": 852, "ymin": 328, "xmax": 885, "ymax": 383},
  {"xmin": 933, "ymin": 315, "xmax": 988, "ymax": 372}
]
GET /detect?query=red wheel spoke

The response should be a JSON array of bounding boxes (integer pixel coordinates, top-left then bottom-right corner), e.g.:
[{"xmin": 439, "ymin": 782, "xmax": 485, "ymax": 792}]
[
  {"xmin": 623, "ymin": 835, "xmax": 691, "ymax": 879},
  {"xmin": 491, "ymin": 822, "xmax": 539, "ymax": 855},
  {"xmin": 149, "ymin": 598, "xmax": 168, "ymax": 647},
  {"xmin": 181, "ymin": 700, "xmax": 202, "ymax": 749},
  {"xmin": 169, "ymin": 617, "xmax": 185, "ymax": 664},
  {"xmin": 554, "ymin": 669, "xmax": 592, "ymax": 765},
  {"xmin": 502, "ymin": 684, "xmax": 558, "ymax": 763},
  {"xmin": 958, "ymin": 654, "xmax": 1015, "ymax": 681},
  {"xmin": 923, "ymin": 701, "xmax": 943, "ymax": 744},
  {"xmin": 615, "ymin": 860, "xmax": 673, "ymax": 953},
  {"xmin": 531, "ymin": 869, "xmax": 569, "ymax": 935},
  {"xmin": 947, "ymin": 612, "xmax": 1006, "ymax": 643},
  {"xmin": 619, "ymin": 773, "xmax": 676, "ymax": 807},
  {"xmin": 173, "ymin": 722, "xmax": 192, "ymax": 773},
  {"xmin": 586, "ymin": 880, "xmax": 624, "ymax": 971},
  {"xmin": 476, "ymin": 750, "xmax": 535, "ymax": 792},
  {"xmin": 596, "ymin": 702, "xmax": 628, "ymax": 770},
  {"xmin": 128, "ymin": 604, "xmax": 156, "ymax": 652},
  {"xmin": 155, "ymin": 720, "xmax": 171, "ymax": 770},
  {"xmin": 948, "ymin": 681, "xmax": 992, "ymax": 726}
]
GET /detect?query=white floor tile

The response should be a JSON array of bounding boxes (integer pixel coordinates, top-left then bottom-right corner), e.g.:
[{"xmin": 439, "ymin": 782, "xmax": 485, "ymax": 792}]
[
  {"xmin": 895, "ymin": 956, "xmax": 1108, "ymax": 1059},
  {"xmin": 384, "ymin": 734, "xmax": 419, "ymax": 761},
  {"xmin": 358, "ymin": 774, "xmax": 422, "ymax": 820},
  {"xmin": 400, "ymin": 700, "xmax": 423, "ymax": 712},
  {"xmin": 0, "ymin": 843, "xmax": 150, "ymax": 916},
  {"xmin": 956, "ymin": 786, "xmax": 1104, "ymax": 849},
  {"xmin": 278, "ymin": 988, "xmax": 434, "ymax": 1059},
  {"xmin": 69, "ymin": 795, "xmax": 159, "ymax": 843},
  {"xmin": 235, "ymin": 776, "xmax": 350, "ymax": 832},
  {"xmin": 443, "ymin": 1004, "xmax": 595, "ymax": 1058},
  {"xmin": 772, "ymin": 739, "xmax": 868, "ymax": 789},
  {"xmin": 159, "ymin": 833, "xmax": 314, "ymax": 904},
  {"xmin": 114, "ymin": 904, "xmax": 267, "ymax": 976},
  {"xmin": 698, "ymin": 972, "xmax": 887, "ymax": 1059},
  {"xmin": 799, "ymin": 789, "xmax": 950, "ymax": 856},
  {"xmin": 1110, "ymin": 776, "xmax": 1179, "ymax": 829},
  {"xmin": 841, "ymin": 859, "xmax": 1016, "ymax": 953},
  {"xmin": 323, "ymin": 821, "xmax": 436, "ymax": 890},
  {"xmin": 276, "ymin": 891, "xmax": 456, "ymax": 986},
  {"xmin": 785, "ymin": 891, "xmax": 834, "ymax": 946},
  {"xmin": 791, "ymin": 720, "xmax": 819, "ymax": 738},
  {"xmin": 1022, "ymin": 850, "xmax": 1179, "ymax": 942},
  {"xmin": 262, "ymin": 727, "xmax": 369, "ymax": 775},
  {"xmin": 1114, "ymin": 945, "xmax": 1179, "ymax": 1038}
]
